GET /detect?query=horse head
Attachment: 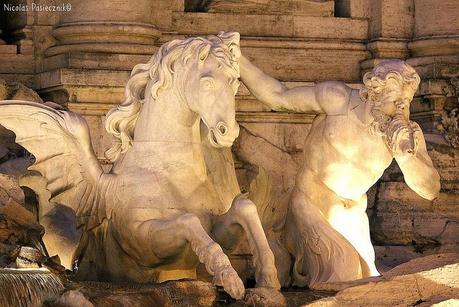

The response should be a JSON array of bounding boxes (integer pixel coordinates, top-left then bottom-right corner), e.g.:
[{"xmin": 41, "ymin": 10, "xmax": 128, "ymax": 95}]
[
  {"xmin": 182, "ymin": 32, "xmax": 241, "ymax": 148},
  {"xmin": 105, "ymin": 32, "xmax": 241, "ymax": 161}
]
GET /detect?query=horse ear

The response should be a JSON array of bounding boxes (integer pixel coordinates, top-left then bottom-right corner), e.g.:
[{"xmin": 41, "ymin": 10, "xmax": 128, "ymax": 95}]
[
  {"xmin": 199, "ymin": 44, "xmax": 212, "ymax": 63},
  {"xmin": 218, "ymin": 31, "xmax": 241, "ymax": 60}
]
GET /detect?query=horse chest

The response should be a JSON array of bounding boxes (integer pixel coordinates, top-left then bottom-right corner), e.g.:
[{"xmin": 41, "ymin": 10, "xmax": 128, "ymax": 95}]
[{"xmin": 116, "ymin": 171, "xmax": 228, "ymax": 217}]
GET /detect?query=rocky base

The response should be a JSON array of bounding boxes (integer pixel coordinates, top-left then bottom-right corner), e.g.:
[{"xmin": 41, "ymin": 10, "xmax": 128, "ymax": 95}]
[
  {"xmin": 308, "ymin": 253, "xmax": 459, "ymax": 307},
  {"xmin": 40, "ymin": 253, "xmax": 459, "ymax": 307}
]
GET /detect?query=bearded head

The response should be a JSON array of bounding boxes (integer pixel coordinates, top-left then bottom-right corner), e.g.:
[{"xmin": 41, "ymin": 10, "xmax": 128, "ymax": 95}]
[{"xmin": 359, "ymin": 60, "xmax": 422, "ymax": 155}]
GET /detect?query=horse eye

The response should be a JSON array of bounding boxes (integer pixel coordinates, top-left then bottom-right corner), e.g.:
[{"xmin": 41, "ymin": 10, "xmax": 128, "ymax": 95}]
[{"xmin": 200, "ymin": 77, "xmax": 214, "ymax": 89}]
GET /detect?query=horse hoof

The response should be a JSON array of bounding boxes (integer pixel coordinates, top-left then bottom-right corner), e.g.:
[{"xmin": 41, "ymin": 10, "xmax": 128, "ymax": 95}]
[
  {"xmin": 245, "ymin": 287, "xmax": 286, "ymax": 307},
  {"xmin": 213, "ymin": 266, "xmax": 245, "ymax": 300},
  {"xmin": 256, "ymin": 267, "xmax": 281, "ymax": 290}
]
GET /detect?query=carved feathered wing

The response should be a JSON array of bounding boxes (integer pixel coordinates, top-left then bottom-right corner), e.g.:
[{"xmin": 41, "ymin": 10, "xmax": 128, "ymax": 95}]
[{"xmin": 0, "ymin": 100, "xmax": 104, "ymax": 228}]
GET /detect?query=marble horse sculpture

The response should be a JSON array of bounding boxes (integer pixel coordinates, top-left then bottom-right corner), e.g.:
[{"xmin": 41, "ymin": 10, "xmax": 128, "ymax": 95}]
[
  {"xmin": 0, "ymin": 32, "xmax": 280, "ymax": 299},
  {"xmin": 239, "ymin": 58, "xmax": 441, "ymax": 287}
]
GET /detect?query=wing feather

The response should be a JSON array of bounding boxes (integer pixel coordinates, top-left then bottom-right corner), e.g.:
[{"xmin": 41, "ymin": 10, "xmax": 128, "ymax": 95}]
[{"xmin": 0, "ymin": 100, "xmax": 104, "ymax": 226}]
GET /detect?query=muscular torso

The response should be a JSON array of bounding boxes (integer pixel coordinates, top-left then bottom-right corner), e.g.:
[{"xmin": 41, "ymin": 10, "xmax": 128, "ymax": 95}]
[{"xmin": 300, "ymin": 97, "xmax": 393, "ymax": 201}]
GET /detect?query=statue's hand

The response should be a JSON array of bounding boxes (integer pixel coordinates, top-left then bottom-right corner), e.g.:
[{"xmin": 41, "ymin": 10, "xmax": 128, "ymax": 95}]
[{"xmin": 389, "ymin": 116, "xmax": 422, "ymax": 156}]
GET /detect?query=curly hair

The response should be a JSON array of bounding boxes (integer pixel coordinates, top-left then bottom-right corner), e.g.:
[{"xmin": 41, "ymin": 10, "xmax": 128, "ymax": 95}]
[
  {"xmin": 104, "ymin": 32, "xmax": 240, "ymax": 162},
  {"xmin": 359, "ymin": 59, "xmax": 420, "ymax": 106}
]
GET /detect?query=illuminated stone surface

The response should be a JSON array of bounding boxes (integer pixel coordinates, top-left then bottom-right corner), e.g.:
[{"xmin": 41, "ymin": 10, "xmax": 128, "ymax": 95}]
[
  {"xmin": 240, "ymin": 58, "xmax": 441, "ymax": 286},
  {"xmin": 0, "ymin": 32, "xmax": 282, "ymax": 301},
  {"xmin": 306, "ymin": 253, "xmax": 459, "ymax": 307},
  {"xmin": 0, "ymin": 0, "xmax": 457, "ymax": 305}
]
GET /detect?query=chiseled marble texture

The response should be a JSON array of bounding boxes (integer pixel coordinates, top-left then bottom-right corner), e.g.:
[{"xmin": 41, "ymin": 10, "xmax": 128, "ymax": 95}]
[
  {"xmin": 239, "ymin": 58, "xmax": 441, "ymax": 287},
  {"xmin": 0, "ymin": 32, "xmax": 281, "ymax": 300}
]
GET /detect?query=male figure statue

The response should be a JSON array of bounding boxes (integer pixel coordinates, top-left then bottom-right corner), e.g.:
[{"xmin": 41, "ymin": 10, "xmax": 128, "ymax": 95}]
[{"xmin": 239, "ymin": 58, "xmax": 441, "ymax": 286}]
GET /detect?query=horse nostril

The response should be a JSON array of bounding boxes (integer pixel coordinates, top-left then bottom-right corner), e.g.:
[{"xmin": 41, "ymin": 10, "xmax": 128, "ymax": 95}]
[
  {"xmin": 216, "ymin": 122, "xmax": 228, "ymax": 136},
  {"xmin": 218, "ymin": 126, "xmax": 227, "ymax": 135}
]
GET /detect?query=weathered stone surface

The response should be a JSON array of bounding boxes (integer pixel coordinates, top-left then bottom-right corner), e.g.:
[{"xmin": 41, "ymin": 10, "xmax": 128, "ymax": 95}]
[
  {"xmin": 414, "ymin": 0, "xmax": 459, "ymax": 37},
  {"xmin": 59, "ymin": 280, "xmax": 218, "ymax": 307},
  {"xmin": 0, "ymin": 56, "xmax": 35, "ymax": 74},
  {"xmin": 335, "ymin": 0, "xmax": 370, "ymax": 18},
  {"xmin": 369, "ymin": 0, "xmax": 414, "ymax": 39},
  {"xmin": 15, "ymin": 246, "xmax": 44, "ymax": 269},
  {"xmin": 383, "ymin": 253, "xmax": 459, "ymax": 278},
  {"xmin": 305, "ymin": 253, "xmax": 459, "ymax": 306},
  {"xmin": 172, "ymin": 12, "xmax": 368, "ymax": 40},
  {"xmin": 374, "ymin": 245, "xmax": 429, "ymax": 272},
  {"xmin": 0, "ymin": 198, "xmax": 57, "ymax": 269},
  {"xmin": 369, "ymin": 146, "xmax": 459, "ymax": 254},
  {"xmin": 244, "ymin": 287, "xmax": 286, "ymax": 307},
  {"xmin": 0, "ymin": 45, "xmax": 17, "ymax": 55},
  {"xmin": 206, "ymin": 0, "xmax": 334, "ymax": 16},
  {"xmin": 0, "ymin": 199, "xmax": 43, "ymax": 249},
  {"xmin": 51, "ymin": 281, "xmax": 293, "ymax": 307},
  {"xmin": 0, "ymin": 79, "xmax": 42, "ymax": 102},
  {"xmin": 0, "ymin": 174, "xmax": 24, "ymax": 205},
  {"xmin": 47, "ymin": 290, "xmax": 94, "ymax": 307}
]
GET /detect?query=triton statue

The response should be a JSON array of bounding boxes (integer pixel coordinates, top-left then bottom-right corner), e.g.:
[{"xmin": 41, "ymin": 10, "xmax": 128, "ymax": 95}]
[{"xmin": 240, "ymin": 57, "xmax": 441, "ymax": 286}]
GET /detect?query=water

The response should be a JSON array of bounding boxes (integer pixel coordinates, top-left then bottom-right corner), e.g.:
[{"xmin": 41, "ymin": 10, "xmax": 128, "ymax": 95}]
[{"xmin": 0, "ymin": 268, "xmax": 64, "ymax": 307}]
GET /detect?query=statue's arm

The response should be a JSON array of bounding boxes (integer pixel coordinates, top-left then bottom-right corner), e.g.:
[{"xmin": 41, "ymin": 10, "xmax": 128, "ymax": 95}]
[
  {"xmin": 239, "ymin": 56, "xmax": 350, "ymax": 114},
  {"xmin": 395, "ymin": 133, "xmax": 441, "ymax": 200}
]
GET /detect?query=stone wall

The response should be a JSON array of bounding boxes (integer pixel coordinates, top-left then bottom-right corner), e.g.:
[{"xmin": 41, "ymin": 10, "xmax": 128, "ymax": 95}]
[{"xmin": 0, "ymin": 0, "xmax": 458, "ymax": 270}]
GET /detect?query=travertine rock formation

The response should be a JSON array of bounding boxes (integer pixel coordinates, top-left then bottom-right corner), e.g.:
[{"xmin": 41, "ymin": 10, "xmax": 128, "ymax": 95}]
[
  {"xmin": 0, "ymin": 79, "xmax": 43, "ymax": 103},
  {"xmin": 0, "ymin": 197, "xmax": 45, "ymax": 267},
  {"xmin": 0, "ymin": 0, "xmax": 457, "ymax": 291},
  {"xmin": 370, "ymin": 144, "xmax": 459, "ymax": 255},
  {"xmin": 306, "ymin": 253, "xmax": 459, "ymax": 307}
]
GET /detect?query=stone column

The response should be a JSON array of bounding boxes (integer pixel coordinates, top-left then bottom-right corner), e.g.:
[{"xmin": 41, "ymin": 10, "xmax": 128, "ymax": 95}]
[
  {"xmin": 369, "ymin": 0, "xmax": 459, "ymax": 262},
  {"xmin": 407, "ymin": 0, "xmax": 459, "ymax": 134},
  {"xmin": 46, "ymin": 0, "xmax": 161, "ymax": 56},
  {"xmin": 0, "ymin": 0, "xmax": 35, "ymax": 86},
  {"xmin": 361, "ymin": 0, "xmax": 413, "ymax": 73}
]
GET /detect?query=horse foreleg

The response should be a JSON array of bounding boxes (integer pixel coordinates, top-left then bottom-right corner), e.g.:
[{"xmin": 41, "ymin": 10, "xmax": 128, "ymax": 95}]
[
  {"xmin": 212, "ymin": 195, "xmax": 280, "ymax": 289},
  {"xmin": 138, "ymin": 213, "xmax": 245, "ymax": 299}
]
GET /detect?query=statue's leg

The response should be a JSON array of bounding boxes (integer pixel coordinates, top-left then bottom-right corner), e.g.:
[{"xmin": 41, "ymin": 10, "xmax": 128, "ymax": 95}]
[
  {"xmin": 331, "ymin": 195, "xmax": 380, "ymax": 277},
  {"xmin": 354, "ymin": 208, "xmax": 380, "ymax": 277},
  {"xmin": 137, "ymin": 213, "xmax": 245, "ymax": 300},
  {"xmin": 285, "ymin": 187, "xmax": 363, "ymax": 287},
  {"xmin": 212, "ymin": 195, "xmax": 280, "ymax": 289}
]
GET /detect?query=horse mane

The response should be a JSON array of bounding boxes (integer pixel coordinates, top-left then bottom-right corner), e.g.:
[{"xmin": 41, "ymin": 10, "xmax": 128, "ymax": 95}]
[{"xmin": 104, "ymin": 32, "xmax": 240, "ymax": 162}]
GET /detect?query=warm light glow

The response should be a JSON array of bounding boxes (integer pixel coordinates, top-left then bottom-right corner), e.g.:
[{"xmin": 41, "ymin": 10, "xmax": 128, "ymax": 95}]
[{"xmin": 328, "ymin": 203, "xmax": 380, "ymax": 276}]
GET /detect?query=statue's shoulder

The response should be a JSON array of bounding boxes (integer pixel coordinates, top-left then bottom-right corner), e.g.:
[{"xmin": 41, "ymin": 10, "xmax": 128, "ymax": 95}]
[{"xmin": 315, "ymin": 81, "xmax": 351, "ymax": 115}]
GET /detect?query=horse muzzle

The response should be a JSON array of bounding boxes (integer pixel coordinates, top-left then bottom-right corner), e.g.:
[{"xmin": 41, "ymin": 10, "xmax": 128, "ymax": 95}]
[{"xmin": 208, "ymin": 122, "xmax": 239, "ymax": 148}]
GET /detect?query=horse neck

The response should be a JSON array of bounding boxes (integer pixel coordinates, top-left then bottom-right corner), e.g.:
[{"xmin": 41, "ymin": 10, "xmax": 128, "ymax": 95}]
[
  {"xmin": 134, "ymin": 89, "xmax": 197, "ymax": 142},
  {"xmin": 125, "ymin": 89, "xmax": 207, "ymax": 178}
]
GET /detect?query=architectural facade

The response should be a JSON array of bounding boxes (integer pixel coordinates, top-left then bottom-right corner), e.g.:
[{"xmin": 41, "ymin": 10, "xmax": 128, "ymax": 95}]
[{"xmin": 1, "ymin": 0, "xmax": 458, "ymax": 275}]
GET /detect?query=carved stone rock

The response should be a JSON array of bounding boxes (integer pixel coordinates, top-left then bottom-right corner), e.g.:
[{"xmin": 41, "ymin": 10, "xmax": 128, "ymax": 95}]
[
  {"xmin": 0, "ymin": 79, "xmax": 43, "ymax": 103},
  {"xmin": 305, "ymin": 253, "xmax": 459, "ymax": 307}
]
